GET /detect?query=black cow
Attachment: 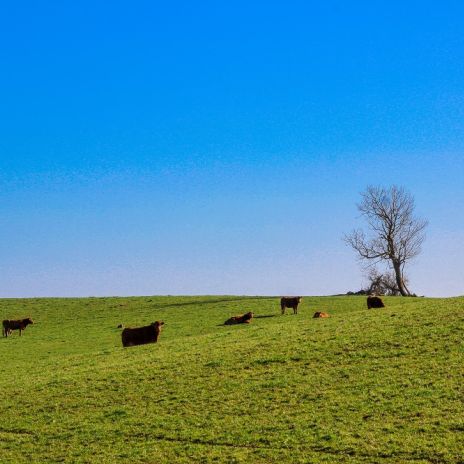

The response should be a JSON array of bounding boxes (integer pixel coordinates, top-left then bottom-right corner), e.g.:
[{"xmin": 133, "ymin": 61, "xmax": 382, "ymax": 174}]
[
  {"xmin": 121, "ymin": 321, "xmax": 164, "ymax": 347},
  {"xmin": 2, "ymin": 318, "xmax": 34, "ymax": 337},
  {"xmin": 280, "ymin": 297, "xmax": 302, "ymax": 315},
  {"xmin": 367, "ymin": 296, "xmax": 385, "ymax": 309}
]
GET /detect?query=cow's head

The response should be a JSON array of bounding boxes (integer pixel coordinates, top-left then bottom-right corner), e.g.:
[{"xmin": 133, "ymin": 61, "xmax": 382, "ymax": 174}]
[{"xmin": 24, "ymin": 318, "xmax": 33, "ymax": 325}]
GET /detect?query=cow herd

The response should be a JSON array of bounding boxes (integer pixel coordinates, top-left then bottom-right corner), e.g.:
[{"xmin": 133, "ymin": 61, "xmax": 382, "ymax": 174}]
[{"xmin": 2, "ymin": 296, "xmax": 385, "ymax": 347}]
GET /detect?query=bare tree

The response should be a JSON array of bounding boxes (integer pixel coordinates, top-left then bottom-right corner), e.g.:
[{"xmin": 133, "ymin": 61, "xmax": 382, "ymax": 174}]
[
  {"xmin": 345, "ymin": 186, "xmax": 427, "ymax": 296},
  {"xmin": 364, "ymin": 268, "xmax": 405, "ymax": 296}
]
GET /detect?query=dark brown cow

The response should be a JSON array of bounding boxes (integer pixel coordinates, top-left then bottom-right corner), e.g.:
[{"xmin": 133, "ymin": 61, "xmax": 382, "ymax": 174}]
[
  {"xmin": 367, "ymin": 296, "xmax": 385, "ymax": 309},
  {"xmin": 280, "ymin": 297, "xmax": 302, "ymax": 315},
  {"xmin": 224, "ymin": 312, "xmax": 254, "ymax": 325},
  {"xmin": 121, "ymin": 321, "xmax": 164, "ymax": 347},
  {"xmin": 313, "ymin": 311, "xmax": 330, "ymax": 318},
  {"xmin": 2, "ymin": 318, "xmax": 33, "ymax": 337}
]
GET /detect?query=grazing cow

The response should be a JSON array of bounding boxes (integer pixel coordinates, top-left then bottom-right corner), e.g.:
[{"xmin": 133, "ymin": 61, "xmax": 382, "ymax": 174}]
[
  {"xmin": 367, "ymin": 296, "xmax": 385, "ymax": 309},
  {"xmin": 224, "ymin": 312, "xmax": 254, "ymax": 325},
  {"xmin": 121, "ymin": 321, "xmax": 164, "ymax": 347},
  {"xmin": 280, "ymin": 297, "xmax": 302, "ymax": 315},
  {"xmin": 313, "ymin": 312, "xmax": 330, "ymax": 318},
  {"xmin": 2, "ymin": 318, "xmax": 34, "ymax": 337}
]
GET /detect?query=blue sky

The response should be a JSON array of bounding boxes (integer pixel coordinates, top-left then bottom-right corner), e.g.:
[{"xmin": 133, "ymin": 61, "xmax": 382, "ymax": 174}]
[{"xmin": 1, "ymin": 1, "xmax": 463, "ymax": 297}]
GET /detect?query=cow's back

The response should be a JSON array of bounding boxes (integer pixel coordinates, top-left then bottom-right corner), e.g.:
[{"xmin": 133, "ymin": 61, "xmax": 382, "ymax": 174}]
[
  {"xmin": 121, "ymin": 325, "xmax": 157, "ymax": 347},
  {"xmin": 367, "ymin": 296, "xmax": 385, "ymax": 309},
  {"xmin": 281, "ymin": 297, "xmax": 301, "ymax": 308}
]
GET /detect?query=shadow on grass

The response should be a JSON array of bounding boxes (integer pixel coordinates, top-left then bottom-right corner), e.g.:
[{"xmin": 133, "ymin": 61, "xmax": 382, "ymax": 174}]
[{"xmin": 152, "ymin": 297, "xmax": 272, "ymax": 310}]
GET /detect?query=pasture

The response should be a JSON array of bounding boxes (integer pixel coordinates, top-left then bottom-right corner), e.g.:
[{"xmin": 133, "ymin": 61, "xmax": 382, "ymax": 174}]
[{"xmin": 1, "ymin": 295, "xmax": 463, "ymax": 463}]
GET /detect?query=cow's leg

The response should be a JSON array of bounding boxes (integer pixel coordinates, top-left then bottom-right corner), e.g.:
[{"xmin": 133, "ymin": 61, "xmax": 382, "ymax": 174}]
[{"xmin": 281, "ymin": 305, "xmax": 285, "ymax": 315}]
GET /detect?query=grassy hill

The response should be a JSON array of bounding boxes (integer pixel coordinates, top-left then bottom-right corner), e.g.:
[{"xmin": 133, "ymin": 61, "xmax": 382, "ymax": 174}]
[{"xmin": 1, "ymin": 295, "xmax": 463, "ymax": 463}]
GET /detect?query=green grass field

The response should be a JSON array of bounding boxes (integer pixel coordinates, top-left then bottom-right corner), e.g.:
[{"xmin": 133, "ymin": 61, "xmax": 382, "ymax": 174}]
[{"xmin": 1, "ymin": 295, "xmax": 463, "ymax": 463}]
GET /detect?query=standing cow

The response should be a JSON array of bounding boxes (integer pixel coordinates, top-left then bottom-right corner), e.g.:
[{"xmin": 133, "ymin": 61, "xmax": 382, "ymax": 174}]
[
  {"xmin": 121, "ymin": 321, "xmax": 165, "ymax": 347},
  {"xmin": 280, "ymin": 297, "xmax": 302, "ymax": 315},
  {"xmin": 2, "ymin": 318, "xmax": 34, "ymax": 337}
]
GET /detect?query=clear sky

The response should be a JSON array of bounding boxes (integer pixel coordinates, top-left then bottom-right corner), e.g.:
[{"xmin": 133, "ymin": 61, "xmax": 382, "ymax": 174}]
[{"xmin": 1, "ymin": 1, "xmax": 463, "ymax": 297}]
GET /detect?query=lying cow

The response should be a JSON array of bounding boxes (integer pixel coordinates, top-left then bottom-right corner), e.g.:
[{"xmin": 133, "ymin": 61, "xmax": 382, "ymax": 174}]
[
  {"xmin": 313, "ymin": 311, "xmax": 330, "ymax": 318},
  {"xmin": 280, "ymin": 297, "xmax": 302, "ymax": 315},
  {"xmin": 121, "ymin": 321, "xmax": 165, "ymax": 347},
  {"xmin": 367, "ymin": 296, "xmax": 385, "ymax": 309},
  {"xmin": 2, "ymin": 318, "xmax": 34, "ymax": 337},
  {"xmin": 224, "ymin": 312, "xmax": 254, "ymax": 325}
]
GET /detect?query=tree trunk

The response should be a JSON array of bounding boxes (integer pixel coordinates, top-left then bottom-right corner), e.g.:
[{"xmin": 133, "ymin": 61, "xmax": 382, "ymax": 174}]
[{"xmin": 392, "ymin": 261, "xmax": 409, "ymax": 296}]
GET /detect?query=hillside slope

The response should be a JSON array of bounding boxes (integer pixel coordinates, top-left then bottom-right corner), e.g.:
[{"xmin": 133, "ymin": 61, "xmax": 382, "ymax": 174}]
[{"xmin": 1, "ymin": 296, "xmax": 463, "ymax": 463}]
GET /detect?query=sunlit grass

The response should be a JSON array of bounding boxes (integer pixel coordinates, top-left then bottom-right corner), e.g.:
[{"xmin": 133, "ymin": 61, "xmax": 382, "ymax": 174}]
[{"xmin": 1, "ymin": 295, "xmax": 463, "ymax": 463}]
